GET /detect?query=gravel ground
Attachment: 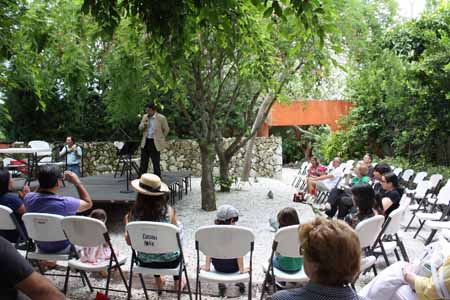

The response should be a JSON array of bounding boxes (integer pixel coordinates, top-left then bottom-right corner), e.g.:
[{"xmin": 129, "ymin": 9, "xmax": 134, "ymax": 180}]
[{"xmin": 41, "ymin": 168, "xmax": 435, "ymax": 299}]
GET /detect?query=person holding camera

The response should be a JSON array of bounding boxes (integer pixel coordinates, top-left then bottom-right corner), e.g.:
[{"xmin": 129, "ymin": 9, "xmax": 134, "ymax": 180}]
[
  {"xmin": 23, "ymin": 165, "xmax": 92, "ymax": 254},
  {"xmin": 138, "ymin": 103, "xmax": 170, "ymax": 177},
  {"xmin": 59, "ymin": 136, "xmax": 82, "ymax": 176}
]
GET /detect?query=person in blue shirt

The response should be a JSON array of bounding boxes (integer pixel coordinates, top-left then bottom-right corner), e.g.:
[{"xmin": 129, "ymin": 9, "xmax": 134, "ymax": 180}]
[
  {"xmin": 0, "ymin": 168, "xmax": 29, "ymax": 243},
  {"xmin": 59, "ymin": 136, "xmax": 82, "ymax": 176}
]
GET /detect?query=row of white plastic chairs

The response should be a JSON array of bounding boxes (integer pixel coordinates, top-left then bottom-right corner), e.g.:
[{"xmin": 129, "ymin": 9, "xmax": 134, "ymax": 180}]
[{"xmin": 0, "ymin": 202, "xmax": 415, "ymax": 300}]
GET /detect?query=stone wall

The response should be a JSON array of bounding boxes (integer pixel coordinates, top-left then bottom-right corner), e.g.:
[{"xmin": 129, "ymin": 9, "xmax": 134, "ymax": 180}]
[{"xmin": 1, "ymin": 137, "xmax": 283, "ymax": 178}]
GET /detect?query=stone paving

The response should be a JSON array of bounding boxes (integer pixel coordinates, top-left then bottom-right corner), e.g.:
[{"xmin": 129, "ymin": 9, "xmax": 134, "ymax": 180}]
[{"xmin": 46, "ymin": 168, "xmax": 437, "ymax": 299}]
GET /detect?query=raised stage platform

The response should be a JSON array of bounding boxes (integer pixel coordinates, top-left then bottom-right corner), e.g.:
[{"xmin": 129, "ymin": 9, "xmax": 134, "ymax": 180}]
[{"xmin": 59, "ymin": 171, "xmax": 192, "ymax": 205}]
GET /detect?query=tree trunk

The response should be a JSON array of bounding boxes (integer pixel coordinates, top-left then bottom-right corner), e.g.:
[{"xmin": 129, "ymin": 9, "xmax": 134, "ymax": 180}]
[
  {"xmin": 218, "ymin": 155, "xmax": 231, "ymax": 192},
  {"xmin": 199, "ymin": 142, "xmax": 216, "ymax": 211},
  {"xmin": 241, "ymin": 95, "xmax": 274, "ymax": 181},
  {"xmin": 241, "ymin": 134, "xmax": 256, "ymax": 182}
]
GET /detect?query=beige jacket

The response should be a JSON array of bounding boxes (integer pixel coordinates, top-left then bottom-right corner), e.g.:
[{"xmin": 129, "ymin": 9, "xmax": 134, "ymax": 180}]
[{"xmin": 139, "ymin": 112, "xmax": 169, "ymax": 151}]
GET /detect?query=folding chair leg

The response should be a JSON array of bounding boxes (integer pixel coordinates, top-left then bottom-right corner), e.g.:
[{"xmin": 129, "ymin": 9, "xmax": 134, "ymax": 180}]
[
  {"xmin": 397, "ymin": 239, "xmax": 409, "ymax": 262},
  {"xmin": 63, "ymin": 266, "xmax": 71, "ymax": 294},
  {"xmin": 394, "ymin": 249, "xmax": 401, "ymax": 261},
  {"xmin": 404, "ymin": 215, "xmax": 416, "ymax": 232},
  {"xmin": 372, "ymin": 265, "xmax": 377, "ymax": 276},
  {"xmin": 183, "ymin": 265, "xmax": 193, "ymax": 300},
  {"xmin": 81, "ymin": 271, "xmax": 93, "ymax": 292},
  {"xmin": 425, "ymin": 229, "xmax": 438, "ymax": 245},
  {"xmin": 138, "ymin": 274, "xmax": 149, "ymax": 300},
  {"xmin": 413, "ymin": 220, "xmax": 426, "ymax": 239},
  {"xmin": 127, "ymin": 269, "xmax": 134, "ymax": 300},
  {"xmin": 379, "ymin": 243, "xmax": 390, "ymax": 266},
  {"xmin": 260, "ymin": 272, "xmax": 270, "ymax": 300}
]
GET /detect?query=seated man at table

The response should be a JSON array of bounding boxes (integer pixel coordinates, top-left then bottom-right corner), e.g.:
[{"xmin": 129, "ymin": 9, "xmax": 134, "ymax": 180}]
[
  {"xmin": 59, "ymin": 136, "xmax": 82, "ymax": 177},
  {"xmin": 24, "ymin": 165, "xmax": 92, "ymax": 253}
]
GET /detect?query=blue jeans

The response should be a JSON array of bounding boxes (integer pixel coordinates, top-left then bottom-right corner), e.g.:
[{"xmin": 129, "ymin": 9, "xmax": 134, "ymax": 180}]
[{"xmin": 67, "ymin": 164, "xmax": 81, "ymax": 177}]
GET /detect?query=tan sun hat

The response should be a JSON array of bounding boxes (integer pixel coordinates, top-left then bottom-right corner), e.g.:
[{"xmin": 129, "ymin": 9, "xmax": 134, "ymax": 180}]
[{"xmin": 131, "ymin": 173, "xmax": 169, "ymax": 196}]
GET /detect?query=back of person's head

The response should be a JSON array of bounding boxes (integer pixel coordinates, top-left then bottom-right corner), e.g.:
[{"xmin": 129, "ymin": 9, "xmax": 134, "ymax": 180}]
[
  {"xmin": 0, "ymin": 168, "xmax": 10, "ymax": 195},
  {"xmin": 299, "ymin": 217, "xmax": 361, "ymax": 286},
  {"xmin": 215, "ymin": 205, "xmax": 239, "ymax": 225},
  {"xmin": 277, "ymin": 207, "xmax": 300, "ymax": 228},
  {"xmin": 357, "ymin": 162, "xmax": 369, "ymax": 177},
  {"xmin": 37, "ymin": 165, "xmax": 61, "ymax": 189},
  {"xmin": 383, "ymin": 172, "xmax": 399, "ymax": 188},
  {"xmin": 89, "ymin": 209, "xmax": 107, "ymax": 223},
  {"xmin": 373, "ymin": 163, "xmax": 391, "ymax": 175},
  {"xmin": 351, "ymin": 183, "xmax": 375, "ymax": 215},
  {"xmin": 130, "ymin": 193, "xmax": 168, "ymax": 222}
]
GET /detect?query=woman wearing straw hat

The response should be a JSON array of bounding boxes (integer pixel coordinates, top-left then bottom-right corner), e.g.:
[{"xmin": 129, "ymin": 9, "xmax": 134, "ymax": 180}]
[{"xmin": 124, "ymin": 173, "xmax": 186, "ymax": 291}]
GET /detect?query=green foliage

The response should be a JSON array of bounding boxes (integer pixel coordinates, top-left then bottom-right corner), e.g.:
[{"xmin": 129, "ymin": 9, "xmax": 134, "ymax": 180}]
[
  {"xmin": 213, "ymin": 175, "xmax": 236, "ymax": 192},
  {"xmin": 321, "ymin": 5, "xmax": 450, "ymax": 166}
]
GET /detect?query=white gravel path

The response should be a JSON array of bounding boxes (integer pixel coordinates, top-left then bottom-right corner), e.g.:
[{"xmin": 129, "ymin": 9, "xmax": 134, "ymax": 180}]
[{"xmin": 47, "ymin": 168, "xmax": 434, "ymax": 299}]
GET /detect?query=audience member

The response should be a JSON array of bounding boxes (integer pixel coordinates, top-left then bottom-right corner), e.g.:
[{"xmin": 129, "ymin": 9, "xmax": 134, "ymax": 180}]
[
  {"xmin": 360, "ymin": 258, "xmax": 450, "ymax": 300},
  {"xmin": 363, "ymin": 154, "xmax": 374, "ymax": 178},
  {"xmin": 307, "ymin": 157, "xmax": 323, "ymax": 178},
  {"xmin": 124, "ymin": 173, "xmax": 185, "ymax": 292},
  {"xmin": 0, "ymin": 235, "xmax": 64, "ymax": 300},
  {"xmin": 328, "ymin": 162, "xmax": 370, "ymax": 219},
  {"xmin": 79, "ymin": 209, "xmax": 114, "ymax": 268},
  {"xmin": 24, "ymin": 165, "xmax": 92, "ymax": 253},
  {"xmin": 273, "ymin": 207, "xmax": 302, "ymax": 274},
  {"xmin": 201, "ymin": 204, "xmax": 248, "ymax": 296},
  {"xmin": 377, "ymin": 172, "xmax": 404, "ymax": 217},
  {"xmin": 344, "ymin": 184, "xmax": 377, "ymax": 228},
  {"xmin": 0, "ymin": 168, "xmax": 29, "ymax": 243},
  {"xmin": 307, "ymin": 157, "xmax": 343, "ymax": 195},
  {"xmin": 272, "ymin": 218, "xmax": 363, "ymax": 300},
  {"xmin": 59, "ymin": 136, "xmax": 82, "ymax": 177},
  {"xmin": 372, "ymin": 163, "xmax": 392, "ymax": 197}
]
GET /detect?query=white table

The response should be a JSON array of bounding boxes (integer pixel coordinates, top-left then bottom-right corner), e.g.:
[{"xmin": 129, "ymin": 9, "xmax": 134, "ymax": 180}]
[{"xmin": 0, "ymin": 148, "xmax": 52, "ymax": 183}]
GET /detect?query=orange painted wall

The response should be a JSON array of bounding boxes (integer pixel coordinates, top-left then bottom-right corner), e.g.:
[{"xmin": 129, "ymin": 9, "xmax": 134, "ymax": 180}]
[{"xmin": 267, "ymin": 100, "xmax": 352, "ymax": 131}]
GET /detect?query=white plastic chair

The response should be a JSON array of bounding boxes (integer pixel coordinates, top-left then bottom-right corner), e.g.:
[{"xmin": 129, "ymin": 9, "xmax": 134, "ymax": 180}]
[
  {"xmin": 414, "ymin": 185, "xmax": 450, "ymax": 242},
  {"xmin": 400, "ymin": 169, "xmax": 414, "ymax": 186},
  {"xmin": 0, "ymin": 204, "xmax": 27, "ymax": 245},
  {"xmin": 61, "ymin": 216, "xmax": 128, "ymax": 296},
  {"xmin": 393, "ymin": 167, "xmax": 403, "ymax": 177},
  {"xmin": 353, "ymin": 215, "xmax": 385, "ymax": 284},
  {"xmin": 373, "ymin": 207, "xmax": 409, "ymax": 266},
  {"xmin": 404, "ymin": 180, "xmax": 432, "ymax": 232},
  {"xmin": 126, "ymin": 221, "xmax": 192, "ymax": 300},
  {"xmin": 195, "ymin": 225, "xmax": 255, "ymax": 300},
  {"xmin": 260, "ymin": 225, "xmax": 307, "ymax": 299},
  {"xmin": 291, "ymin": 161, "xmax": 310, "ymax": 190},
  {"xmin": 28, "ymin": 140, "xmax": 52, "ymax": 158},
  {"xmin": 22, "ymin": 213, "xmax": 73, "ymax": 293}
]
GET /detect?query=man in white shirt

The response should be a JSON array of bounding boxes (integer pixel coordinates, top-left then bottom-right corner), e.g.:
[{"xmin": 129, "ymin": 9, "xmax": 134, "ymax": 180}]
[{"xmin": 308, "ymin": 157, "xmax": 343, "ymax": 193}]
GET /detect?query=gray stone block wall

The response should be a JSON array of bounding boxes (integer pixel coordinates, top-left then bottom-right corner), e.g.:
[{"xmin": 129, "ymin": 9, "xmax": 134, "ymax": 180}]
[{"xmin": 1, "ymin": 137, "xmax": 283, "ymax": 178}]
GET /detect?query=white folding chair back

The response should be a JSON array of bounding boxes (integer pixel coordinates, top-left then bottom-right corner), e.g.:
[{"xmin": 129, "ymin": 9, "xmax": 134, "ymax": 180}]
[
  {"xmin": 435, "ymin": 185, "xmax": 450, "ymax": 206},
  {"xmin": 429, "ymin": 174, "xmax": 444, "ymax": 191},
  {"xmin": 412, "ymin": 180, "xmax": 430, "ymax": 200},
  {"xmin": 273, "ymin": 225, "xmax": 301, "ymax": 257},
  {"xmin": 401, "ymin": 169, "xmax": 414, "ymax": 182},
  {"xmin": 61, "ymin": 216, "xmax": 107, "ymax": 247},
  {"xmin": 22, "ymin": 213, "xmax": 66, "ymax": 242},
  {"xmin": 345, "ymin": 160, "xmax": 355, "ymax": 170},
  {"xmin": 384, "ymin": 207, "xmax": 406, "ymax": 235},
  {"xmin": 393, "ymin": 168, "xmax": 403, "ymax": 177},
  {"xmin": 28, "ymin": 140, "xmax": 52, "ymax": 157},
  {"xmin": 0, "ymin": 205, "xmax": 16, "ymax": 230},
  {"xmin": 2, "ymin": 157, "xmax": 12, "ymax": 167},
  {"xmin": 355, "ymin": 215, "xmax": 385, "ymax": 249},
  {"xmin": 413, "ymin": 172, "xmax": 428, "ymax": 184},
  {"xmin": 195, "ymin": 225, "xmax": 255, "ymax": 259},
  {"xmin": 127, "ymin": 221, "xmax": 179, "ymax": 254}
]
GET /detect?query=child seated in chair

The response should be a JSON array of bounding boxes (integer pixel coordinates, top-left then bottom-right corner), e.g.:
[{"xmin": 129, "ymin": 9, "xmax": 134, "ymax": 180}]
[
  {"xmin": 201, "ymin": 205, "xmax": 248, "ymax": 297},
  {"xmin": 272, "ymin": 207, "xmax": 303, "ymax": 274},
  {"xmin": 79, "ymin": 209, "xmax": 113, "ymax": 265}
]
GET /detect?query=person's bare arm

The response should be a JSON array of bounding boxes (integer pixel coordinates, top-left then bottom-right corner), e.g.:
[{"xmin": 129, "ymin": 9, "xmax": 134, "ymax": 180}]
[
  {"xmin": 312, "ymin": 174, "xmax": 334, "ymax": 181},
  {"xmin": 237, "ymin": 257, "xmax": 249, "ymax": 273},
  {"xmin": 16, "ymin": 204, "xmax": 26, "ymax": 215},
  {"xmin": 201, "ymin": 256, "xmax": 212, "ymax": 271},
  {"xmin": 169, "ymin": 206, "xmax": 177, "ymax": 225},
  {"xmin": 124, "ymin": 213, "xmax": 131, "ymax": 245},
  {"xmin": 16, "ymin": 272, "xmax": 65, "ymax": 300},
  {"xmin": 58, "ymin": 146, "xmax": 67, "ymax": 157},
  {"xmin": 64, "ymin": 171, "xmax": 92, "ymax": 212}
]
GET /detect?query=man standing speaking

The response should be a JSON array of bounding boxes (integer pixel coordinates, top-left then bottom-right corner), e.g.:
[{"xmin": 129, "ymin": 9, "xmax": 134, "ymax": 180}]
[{"xmin": 138, "ymin": 103, "xmax": 170, "ymax": 177}]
